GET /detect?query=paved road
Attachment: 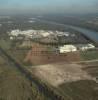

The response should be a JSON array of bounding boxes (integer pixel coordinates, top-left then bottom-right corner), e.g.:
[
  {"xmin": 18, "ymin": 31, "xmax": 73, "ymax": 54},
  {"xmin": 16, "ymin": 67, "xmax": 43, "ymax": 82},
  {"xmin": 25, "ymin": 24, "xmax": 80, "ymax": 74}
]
[{"xmin": 72, "ymin": 59, "xmax": 98, "ymax": 63}]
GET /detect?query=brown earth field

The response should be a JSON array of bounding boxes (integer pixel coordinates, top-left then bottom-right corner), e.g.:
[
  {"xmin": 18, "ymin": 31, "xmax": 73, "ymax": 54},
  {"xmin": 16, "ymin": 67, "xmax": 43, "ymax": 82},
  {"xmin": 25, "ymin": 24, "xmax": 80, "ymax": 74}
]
[{"xmin": 24, "ymin": 43, "xmax": 81, "ymax": 65}]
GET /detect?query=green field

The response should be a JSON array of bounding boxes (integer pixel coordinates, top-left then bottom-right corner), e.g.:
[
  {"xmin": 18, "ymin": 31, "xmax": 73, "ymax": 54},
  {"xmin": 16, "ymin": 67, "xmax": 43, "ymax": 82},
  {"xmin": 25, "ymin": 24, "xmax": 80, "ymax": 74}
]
[
  {"xmin": 0, "ymin": 39, "xmax": 52, "ymax": 100},
  {"xmin": 0, "ymin": 55, "xmax": 51, "ymax": 100},
  {"xmin": 58, "ymin": 80, "xmax": 98, "ymax": 100},
  {"xmin": 0, "ymin": 38, "xmax": 64, "ymax": 100},
  {"xmin": 80, "ymin": 50, "xmax": 98, "ymax": 60}
]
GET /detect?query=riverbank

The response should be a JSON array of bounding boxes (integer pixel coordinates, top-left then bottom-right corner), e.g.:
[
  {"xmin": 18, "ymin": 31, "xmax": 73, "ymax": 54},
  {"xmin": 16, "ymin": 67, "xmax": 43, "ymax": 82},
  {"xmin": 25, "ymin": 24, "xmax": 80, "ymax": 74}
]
[{"xmin": 37, "ymin": 18, "xmax": 98, "ymax": 45}]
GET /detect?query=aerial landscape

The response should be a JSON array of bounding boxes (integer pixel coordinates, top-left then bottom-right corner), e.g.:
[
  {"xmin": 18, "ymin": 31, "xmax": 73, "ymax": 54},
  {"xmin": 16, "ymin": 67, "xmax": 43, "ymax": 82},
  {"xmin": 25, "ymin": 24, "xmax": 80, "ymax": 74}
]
[{"xmin": 0, "ymin": 0, "xmax": 98, "ymax": 100}]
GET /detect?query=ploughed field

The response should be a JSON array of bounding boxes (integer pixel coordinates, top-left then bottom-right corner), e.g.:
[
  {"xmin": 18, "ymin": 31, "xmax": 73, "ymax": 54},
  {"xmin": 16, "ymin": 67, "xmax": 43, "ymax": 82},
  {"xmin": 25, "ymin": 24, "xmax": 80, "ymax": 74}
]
[
  {"xmin": 30, "ymin": 62, "xmax": 98, "ymax": 100},
  {"xmin": 80, "ymin": 61, "xmax": 98, "ymax": 80}
]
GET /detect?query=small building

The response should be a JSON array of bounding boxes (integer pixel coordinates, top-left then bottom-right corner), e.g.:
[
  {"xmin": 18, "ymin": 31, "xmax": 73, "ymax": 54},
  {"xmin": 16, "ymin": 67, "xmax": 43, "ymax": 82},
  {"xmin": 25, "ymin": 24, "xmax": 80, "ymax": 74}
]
[
  {"xmin": 59, "ymin": 43, "xmax": 95, "ymax": 53},
  {"xmin": 76, "ymin": 44, "xmax": 95, "ymax": 51},
  {"xmin": 59, "ymin": 45, "xmax": 77, "ymax": 53}
]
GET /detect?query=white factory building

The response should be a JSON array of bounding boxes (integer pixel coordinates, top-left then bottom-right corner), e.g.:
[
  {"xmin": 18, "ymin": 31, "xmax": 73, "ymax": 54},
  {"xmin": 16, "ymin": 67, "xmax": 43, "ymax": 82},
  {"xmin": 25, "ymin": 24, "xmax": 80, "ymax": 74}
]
[
  {"xmin": 59, "ymin": 44, "xmax": 95, "ymax": 53},
  {"xmin": 59, "ymin": 45, "xmax": 77, "ymax": 53},
  {"xmin": 76, "ymin": 44, "xmax": 95, "ymax": 51}
]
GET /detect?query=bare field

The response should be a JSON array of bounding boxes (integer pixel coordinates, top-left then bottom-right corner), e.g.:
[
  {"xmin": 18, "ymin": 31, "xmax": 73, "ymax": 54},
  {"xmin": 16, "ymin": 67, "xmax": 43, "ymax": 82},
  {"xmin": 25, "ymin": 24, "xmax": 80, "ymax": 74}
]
[
  {"xmin": 79, "ymin": 61, "xmax": 98, "ymax": 82},
  {"xmin": 31, "ymin": 62, "xmax": 95, "ymax": 87}
]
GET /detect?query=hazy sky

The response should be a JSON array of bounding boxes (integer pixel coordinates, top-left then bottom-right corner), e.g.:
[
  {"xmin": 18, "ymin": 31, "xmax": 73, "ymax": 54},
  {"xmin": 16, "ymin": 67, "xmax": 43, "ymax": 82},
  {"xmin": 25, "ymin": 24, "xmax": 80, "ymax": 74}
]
[{"xmin": 0, "ymin": 0, "xmax": 98, "ymax": 14}]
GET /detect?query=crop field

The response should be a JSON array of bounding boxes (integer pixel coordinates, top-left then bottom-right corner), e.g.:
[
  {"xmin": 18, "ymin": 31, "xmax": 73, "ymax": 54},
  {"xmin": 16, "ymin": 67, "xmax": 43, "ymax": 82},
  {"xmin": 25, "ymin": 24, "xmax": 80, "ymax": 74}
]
[
  {"xmin": 0, "ymin": 38, "xmax": 98, "ymax": 100},
  {"xmin": 80, "ymin": 50, "xmax": 98, "ymax": 60},
  {"xmin": 31, "ymin": 62, "xmax": 98, "ymax": 100},
  {"xmin": 0, "ymin": 39, "xmax": 66, "ymax": 100},
  {"xmin": 57, "ymin": 59, "xmax": 98, "ymax": 100},
  {"xmin": 0, "ymin": 51, "xmax": 52, "ymax": 100},
  {"xmin": 80, "ymin": 61, "xmax": 98, "ymax": 80},
  {"xmin": 59, "ymin": 80, "xmax": 98, "ymax": 100}
]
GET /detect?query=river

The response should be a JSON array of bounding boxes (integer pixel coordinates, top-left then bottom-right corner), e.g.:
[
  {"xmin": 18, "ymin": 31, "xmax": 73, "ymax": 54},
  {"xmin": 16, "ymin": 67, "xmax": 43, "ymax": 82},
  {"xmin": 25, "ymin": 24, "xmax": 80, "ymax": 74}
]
[
  {"xmin": 36, "ymin": 18, "xmax": 98, "ymax": 44},
  {"xmin": 66, "ymin": 25, "xmax": 98, "ymax": 44}
]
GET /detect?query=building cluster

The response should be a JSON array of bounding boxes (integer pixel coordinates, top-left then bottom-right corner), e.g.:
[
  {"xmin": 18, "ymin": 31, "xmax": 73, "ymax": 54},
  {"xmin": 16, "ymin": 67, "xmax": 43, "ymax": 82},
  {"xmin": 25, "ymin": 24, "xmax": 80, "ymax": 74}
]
[
  {"xmin": 8, "ymin": 29, "xmax": 72, "ymax": 40},
  {"xmin": 59, "ymin": 44, "xmax": 95, "ymax": 53},
  {"xmin": 8, "ymin": 29, "xmax": 95, "ymax": 53}
]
